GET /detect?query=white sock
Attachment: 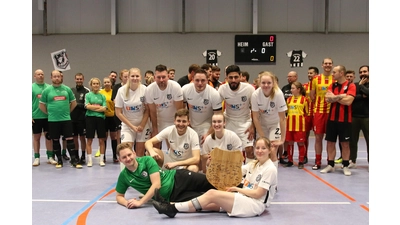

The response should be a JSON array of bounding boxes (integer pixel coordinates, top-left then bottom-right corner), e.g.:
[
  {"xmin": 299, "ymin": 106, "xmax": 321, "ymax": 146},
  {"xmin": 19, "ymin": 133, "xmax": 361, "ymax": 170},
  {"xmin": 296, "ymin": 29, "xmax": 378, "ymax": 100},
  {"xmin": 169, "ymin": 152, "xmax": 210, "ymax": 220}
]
[
  {"xmin": 174, "ymin": 202, "xmax": 190, "ymax": 212},
  {"xmin": 87, "ymin": 154, "xmax": 92, "ymax": 162},
  {"xmin": 100, "ymin": 154, "xmax": 104, "ymax": 161}
]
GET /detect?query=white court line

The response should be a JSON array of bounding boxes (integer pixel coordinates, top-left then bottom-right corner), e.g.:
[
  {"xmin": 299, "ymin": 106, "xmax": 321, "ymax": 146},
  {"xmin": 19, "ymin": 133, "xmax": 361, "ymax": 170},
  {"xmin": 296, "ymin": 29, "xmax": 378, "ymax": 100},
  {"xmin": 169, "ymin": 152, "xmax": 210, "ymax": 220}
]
[{"xmin": 271, "ymin": 202, "xmax": 351, "ymax": 205}]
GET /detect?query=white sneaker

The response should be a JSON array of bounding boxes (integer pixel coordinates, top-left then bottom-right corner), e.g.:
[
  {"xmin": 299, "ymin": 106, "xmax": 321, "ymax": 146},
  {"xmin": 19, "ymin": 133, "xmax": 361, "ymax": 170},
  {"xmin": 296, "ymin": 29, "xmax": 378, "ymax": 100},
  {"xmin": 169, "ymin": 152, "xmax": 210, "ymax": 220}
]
[
  {"xmin": 343, "ymin": 166, "xmax": 352, "ymax": 176},
  {"xmin": 99, "ymin": 160, "xmax": 105, "ymax": 167},
  {"xmin": 32, "ymin": 158, "xmax": 40, "ymax": 166},
  {"xmin": 47, "ymin": 157, "xmax": 57, "ymax": 165},
  {"xmin": 320, "ymin": 165, "xmax": 335, "ymax": 173},
  {"xmin": 87, "ymin": 161, "xmax": 93, "ymax": 167},
  {"xmin": 348, "ymin": 162, "xmax": 357, "ymax": 169}
]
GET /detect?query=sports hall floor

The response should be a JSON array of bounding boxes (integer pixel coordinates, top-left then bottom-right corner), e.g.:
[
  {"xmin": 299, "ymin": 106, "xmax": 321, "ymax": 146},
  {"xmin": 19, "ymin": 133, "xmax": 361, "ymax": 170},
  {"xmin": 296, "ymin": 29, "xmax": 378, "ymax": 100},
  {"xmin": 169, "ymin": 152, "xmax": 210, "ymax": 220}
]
[{"xmin": 32, "ymin": 137, "xmax": 369, "ymax": 225}]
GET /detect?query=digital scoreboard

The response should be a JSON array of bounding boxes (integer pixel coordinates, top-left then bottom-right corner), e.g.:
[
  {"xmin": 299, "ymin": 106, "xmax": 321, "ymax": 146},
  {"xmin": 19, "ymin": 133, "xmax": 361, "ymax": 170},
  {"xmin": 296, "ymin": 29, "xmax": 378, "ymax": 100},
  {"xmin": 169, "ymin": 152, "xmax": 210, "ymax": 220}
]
[{"xmin": 235, "ymin": 35, "xmax": 276, "ymax": 63}]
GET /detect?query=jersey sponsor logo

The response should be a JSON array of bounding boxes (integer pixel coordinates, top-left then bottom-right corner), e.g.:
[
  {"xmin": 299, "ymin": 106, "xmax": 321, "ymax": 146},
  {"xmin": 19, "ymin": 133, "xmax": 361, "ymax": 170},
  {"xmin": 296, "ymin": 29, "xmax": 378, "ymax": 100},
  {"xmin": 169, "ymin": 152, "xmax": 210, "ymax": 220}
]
[
  {"xmin": 227, "ymin": 103, "xmax": 241, "ymax": 111},
  {"xmin": 53, "ymin": 96, "xmax": 66, "ymax": 101},
  {"xmin": 172, "ymin": 149, "xmax": 183, "ymax": 157},
  {"xmin": 156, "ymin": 102, "xmax": 169, "ymax": 109},
  {"xmin": 125, "ymin": 105, "xmax": 141, "ymax": 112}
]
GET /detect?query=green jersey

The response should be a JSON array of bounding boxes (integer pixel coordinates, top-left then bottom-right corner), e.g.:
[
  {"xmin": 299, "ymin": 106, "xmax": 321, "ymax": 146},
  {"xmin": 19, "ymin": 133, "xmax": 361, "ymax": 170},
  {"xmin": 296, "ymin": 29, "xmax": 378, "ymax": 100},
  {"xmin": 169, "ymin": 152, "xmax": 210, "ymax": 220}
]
[
  {"xmin": 32, "ymin": 82, "xmax": 50, "ymax": 119},
  {"xmin": 115, "ymin": 156, "xmax": 176, "ymax": 201},
  {"xmin": 84, "ymin": 92, "xmax": 106, "ymax": 119},
  {"xmin": 40, "ymin": 84, "xmax": 76, "ymax": 122}
]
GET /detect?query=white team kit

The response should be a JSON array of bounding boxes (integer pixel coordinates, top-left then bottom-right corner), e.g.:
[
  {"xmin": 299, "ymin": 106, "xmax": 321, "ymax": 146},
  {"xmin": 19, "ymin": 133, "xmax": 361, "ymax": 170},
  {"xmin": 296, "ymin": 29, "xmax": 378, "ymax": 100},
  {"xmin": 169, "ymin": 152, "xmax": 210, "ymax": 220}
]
[
  {"xmin": 229, "ymin": 159, "xmax": 277, "ymax": 217},
  {"xmin": 114, "ymin": 84, "xmax": 151, "ymax": 142},
  {"xmin": 218, "ymin": 82, "xmax": 255, "ymax": 147},
  {"xmin": 145, "ymin": 80, "xmax": 183, "ymax": 130},
  {"xmin": 155, "ymin": 125, "xmax": 200, "ymax": 163},
  {"xmin": 182, "ymin": 83, "xmax": 222, "ymax": 136},
  {"xmin": 251, "ymin": 88, "xmax": 287, "ymax": 140},
  {"xmin": 201, "ymin": 129, "xmax": 243, "ymax": 155}
]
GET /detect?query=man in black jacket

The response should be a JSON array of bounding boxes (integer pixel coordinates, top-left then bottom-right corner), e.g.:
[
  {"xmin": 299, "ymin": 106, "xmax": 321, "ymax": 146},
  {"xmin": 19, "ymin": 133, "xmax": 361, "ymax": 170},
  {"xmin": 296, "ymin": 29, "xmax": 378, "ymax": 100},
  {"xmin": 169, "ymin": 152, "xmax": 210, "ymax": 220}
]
[{"xmin": 349, "ymin": 65, "xmax": 369, "ymax": 168}]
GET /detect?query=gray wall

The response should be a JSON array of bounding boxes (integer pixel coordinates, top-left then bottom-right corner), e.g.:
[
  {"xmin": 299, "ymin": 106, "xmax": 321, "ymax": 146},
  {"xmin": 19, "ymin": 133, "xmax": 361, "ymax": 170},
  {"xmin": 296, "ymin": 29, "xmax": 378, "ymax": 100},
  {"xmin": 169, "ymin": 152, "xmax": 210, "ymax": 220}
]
[
  {"xmin": 32, "ymin": 32, "xmax": 368, "ymax": 87},
  {"xmin": 32, "ymin": 0, "xmax": 368, "ymax": 87}
]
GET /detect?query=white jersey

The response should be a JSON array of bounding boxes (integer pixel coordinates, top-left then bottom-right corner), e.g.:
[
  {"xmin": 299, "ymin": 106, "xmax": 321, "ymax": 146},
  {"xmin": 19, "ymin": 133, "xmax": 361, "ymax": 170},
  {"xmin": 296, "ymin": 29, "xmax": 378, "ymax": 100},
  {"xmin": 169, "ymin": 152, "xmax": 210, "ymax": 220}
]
[
  {"xmin": 182, "ymin": 83, "xmax": 222, "ymax": 128},
  {"xmin": 218, "ymin": 82, "xmax": 254, "ymax": 120},
  {"xmin": 251, "ymin": 88, "xmax": 287, "ymax": 124},
  {"xmin": 155, "ymin": 125, "xmax": 200, "ymax": 162},
  {"xmin": 241, "ymin": 159, "xmax": 277, "ymax": 207},
  {"xmin": 145, "ymin": 80, "xmax": 183, "ymax": 125},
  {"xmin": 202, "ymin": 129, "xmax": 243, "ymax": 155},
  {"xmin": 114, "ymin": 84, "xmax": 147, "ymax": 126}
]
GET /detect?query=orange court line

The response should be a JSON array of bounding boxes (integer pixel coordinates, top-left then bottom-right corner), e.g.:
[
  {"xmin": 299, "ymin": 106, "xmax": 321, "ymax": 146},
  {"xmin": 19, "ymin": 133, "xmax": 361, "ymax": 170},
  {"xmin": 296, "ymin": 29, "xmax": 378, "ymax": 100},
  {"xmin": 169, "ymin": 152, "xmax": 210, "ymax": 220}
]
[
  {"xmin": 76, "ymin": 188, "xmax": 116, "ymax": 225},
  {"xmin": 360, "ymin": 204, "xmax": 369, "ymax": 212},
  {"xmin": 302, "ymin": 167, "xmax": 356, "ymax": 202}
]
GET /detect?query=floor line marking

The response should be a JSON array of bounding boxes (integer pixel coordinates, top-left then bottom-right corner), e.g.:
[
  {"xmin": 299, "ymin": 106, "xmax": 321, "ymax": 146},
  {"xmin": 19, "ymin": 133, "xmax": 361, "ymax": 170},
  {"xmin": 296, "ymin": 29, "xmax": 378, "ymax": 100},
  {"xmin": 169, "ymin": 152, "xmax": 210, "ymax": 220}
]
[
  {"xmin": 360, "ymin": 204, "xmax": 369, "ymax": 212},
  {"xmin": 60, "ymin": 183, "xmax": 116, "ymax": 225},
  {"xmin": 302, "ymin": 167, "xmax": 356, "ymax": 202}
]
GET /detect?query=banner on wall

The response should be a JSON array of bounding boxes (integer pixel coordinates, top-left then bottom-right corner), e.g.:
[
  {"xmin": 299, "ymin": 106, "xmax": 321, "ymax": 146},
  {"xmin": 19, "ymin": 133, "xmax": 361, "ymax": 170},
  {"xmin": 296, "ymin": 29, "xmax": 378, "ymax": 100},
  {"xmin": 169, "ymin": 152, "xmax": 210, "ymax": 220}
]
[
  {"xmin": 51, "ymin": 49, "xmax": 71, "ymax": 71},
  {"xmin": 286, "ymin": 50, "xmax": 307, "ymax": 68}
]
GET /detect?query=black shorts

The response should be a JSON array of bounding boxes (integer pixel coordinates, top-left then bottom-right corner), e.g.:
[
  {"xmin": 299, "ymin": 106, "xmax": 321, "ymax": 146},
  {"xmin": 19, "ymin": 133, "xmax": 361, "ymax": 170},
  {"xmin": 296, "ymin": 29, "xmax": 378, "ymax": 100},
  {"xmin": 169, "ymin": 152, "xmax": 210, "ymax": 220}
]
[
  {"xmin": 48, "ymin": 120, "xmax": 73, "ymax": 139},
  {"xmin": 114, "ymin": 115, "xmax": 122, "ymax": 130},
  {"xmin": 72, "ymin": 120, "xmax": 86, "ymax": 136},
  {"xmin": 169, "ymin": 169, "xmax": 216, "ymax": 202},
  {"xmin": 325, "ymin": 120, "xmax": 352, "ymax": 142},
  {"xmin": 32, "ymin": 118, "xmax": 49, "ymax": 134},
  {"xmin": 105, "ymin": 116, "xmax": 117, "ymax": 132},
  {"xmin": 86, "ymin": 116, "xmax": 106, "ymax": 139}
]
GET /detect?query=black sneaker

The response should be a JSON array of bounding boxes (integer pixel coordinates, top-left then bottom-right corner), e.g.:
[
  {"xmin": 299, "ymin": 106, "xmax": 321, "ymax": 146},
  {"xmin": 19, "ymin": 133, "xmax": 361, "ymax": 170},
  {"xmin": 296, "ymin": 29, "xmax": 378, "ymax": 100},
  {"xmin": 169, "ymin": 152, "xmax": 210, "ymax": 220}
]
[
  {"xmin": 279, "ymin": 158, "xmax": 288, "ymax": 165},
  {"xmin": 152, "ymin": 201, "xmax": 178, "ymax": 218},
  {"xmin": 154, "ymin": 188, "xmax": 169, "ymax": 204},
  {"xmin": 282, "ymin": 151, "xmax": 288, "ymax": 159},
  {"xmin": 113, "ymin": 157, "xmax": 119, "ymax": 163},
  {"xmin": 283, "ymin": 161, "xmax": 293, "ymax": 167},
  {"xmin": 298, "ymin": 163, "xmax": 304, "ymax": 169},
  {"xmin": 62, "ymin": 154, "xmax": 70, "ymax": 161},
  {"xmin": 303, "ymin": 156, "xmax": 308, "ymax": 164},
  {"xmin": 79, "ymin": 156, "xmax": 86, "ymax": 164}
]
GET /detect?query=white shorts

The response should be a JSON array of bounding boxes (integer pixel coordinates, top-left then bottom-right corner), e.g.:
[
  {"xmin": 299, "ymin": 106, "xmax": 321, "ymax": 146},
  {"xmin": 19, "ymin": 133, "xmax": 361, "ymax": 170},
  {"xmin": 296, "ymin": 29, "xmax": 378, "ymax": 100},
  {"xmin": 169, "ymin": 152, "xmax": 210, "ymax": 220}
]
[
  {"xmin": 120, "ymin": 121, "xmax": 151, "ymax": 143},
  {"xmin": 225, "ymin": 117, "xmax": 254, "ymax": 148},
  {"xmin": 228, "ymin": 192, "xmax": 266, "ymax": 217},
  {"xmin": 259, "ymin": 121, "xmax": 281, "ymax": 141}
]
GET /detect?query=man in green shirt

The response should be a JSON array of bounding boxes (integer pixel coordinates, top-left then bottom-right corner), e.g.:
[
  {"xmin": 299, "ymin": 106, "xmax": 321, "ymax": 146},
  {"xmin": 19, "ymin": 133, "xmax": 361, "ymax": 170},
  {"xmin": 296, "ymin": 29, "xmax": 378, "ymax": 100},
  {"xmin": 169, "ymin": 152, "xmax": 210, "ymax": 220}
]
[
  {"xmin": 39, "ymin": 70, "xmax": 82, "ymax": 169},
  {"xmin": 115, "ymin": 142, "xmax": 215, "ymax": 209},
  {"xmin": 32, "ymin": 69, "xmax": 57, "ymax": 166}
]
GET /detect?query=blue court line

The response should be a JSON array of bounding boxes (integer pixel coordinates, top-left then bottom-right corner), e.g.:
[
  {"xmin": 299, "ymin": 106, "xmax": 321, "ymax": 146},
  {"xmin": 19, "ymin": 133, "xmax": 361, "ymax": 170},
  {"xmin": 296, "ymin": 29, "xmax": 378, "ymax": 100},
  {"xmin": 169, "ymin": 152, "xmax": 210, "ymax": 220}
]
[{"xmin": 61, "ymin": 182, "xmax": 117, "ymax": 225}]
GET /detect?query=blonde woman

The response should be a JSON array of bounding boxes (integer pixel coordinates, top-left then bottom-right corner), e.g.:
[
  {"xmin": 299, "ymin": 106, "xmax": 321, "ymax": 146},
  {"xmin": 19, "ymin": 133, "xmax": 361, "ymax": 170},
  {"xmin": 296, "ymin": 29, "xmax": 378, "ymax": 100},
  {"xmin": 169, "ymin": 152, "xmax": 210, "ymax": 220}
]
[
  {"xmin": 152, "ymin": 137, "xmax": 278, "ymax": 218},
  {"xmin": 250, "ymin": 71, "xmax": 287, "ymax": 168},
  {"xmin": 115, "ymin": 68, "xmax": 151, "ymax": 157}
]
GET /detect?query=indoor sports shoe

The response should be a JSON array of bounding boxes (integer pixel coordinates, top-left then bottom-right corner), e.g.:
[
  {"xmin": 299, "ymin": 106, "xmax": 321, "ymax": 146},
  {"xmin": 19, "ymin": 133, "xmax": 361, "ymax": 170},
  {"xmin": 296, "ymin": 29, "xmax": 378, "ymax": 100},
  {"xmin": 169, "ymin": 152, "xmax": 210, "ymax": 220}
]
[
  {"xmin": 312, "ymin": 164, "xmax": 320, "ymax": 170},
  {"xmin": 283, "ymin": 161, "xmax": 293, "ymax": 167},
  {"xmin": 47, "ymin": 157, "xmax": 57, "ymax": 165},
  {"xmin": 55, "ymin": 161, "xmax": 63, "ymax": 168},
  {"xmin": 303, "ymin": 156, "xmax": 308, "ymax": 164},
  {"xmin": 298, "ymin": 163, "xmax": 304, "ymax": 169},
  {"xmin": 87, "ymin": 161, "xmax": 93, "ymax": 167},
  {"xmin": 74, "ymin": 163, "xmax": 83, "ymax": 169},
  {"xmin": 154, "ymin": 188, "xmax": 169, "ymax": 204},
  {"xmin": 32, "ymin": 158, "xmax": 40, "ymax": 166},
  {"xmin": 99, "ymin": 161, "xmax": 106, "ymax": 167},
  {"xmin": 152, "ymin": 201, "xmax": 178, "ymax": 218},
  {"xmin": 320, "ymin": 165, "xmax": 335, "ymax": 173},
  {"xmin": 348, "ymin": 162, "xmax": 357, "ymax": 169},
  {"xmin": 95, "ymin": 150, "xmax": 100, "ymax": 157},
  {"xmin": 334, "ymin": 157, "xmax": 342, "ymax": 164},
  {"xmin": 343, "ymin": 166, "xmax": 352, "ymax": 176},
  {"xmin": 62, "ymin": 154, "xmax": 70, "ymax": 161}
]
